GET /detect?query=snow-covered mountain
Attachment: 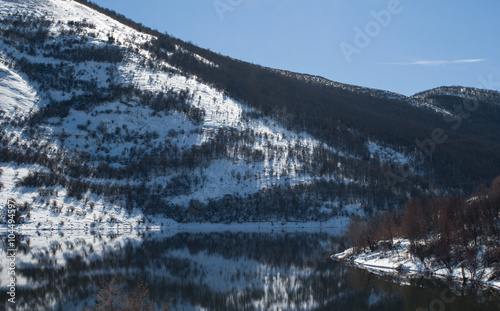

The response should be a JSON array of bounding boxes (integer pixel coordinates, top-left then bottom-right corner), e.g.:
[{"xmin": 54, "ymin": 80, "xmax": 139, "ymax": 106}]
[{"xmin": 0, "ymin": 0, "xmax": 499, "ymax": 226}]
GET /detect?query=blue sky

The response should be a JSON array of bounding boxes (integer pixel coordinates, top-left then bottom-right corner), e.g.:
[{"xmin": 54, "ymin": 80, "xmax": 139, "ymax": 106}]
[{"xmin": 95, "ymin": 0, "xmax": 500, "ymax": 96}]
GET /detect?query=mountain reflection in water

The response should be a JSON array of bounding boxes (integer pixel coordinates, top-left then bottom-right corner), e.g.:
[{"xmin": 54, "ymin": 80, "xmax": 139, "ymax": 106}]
[{"xmin": 1, "ymin": 230, "xmax": 499, "ymax": 310}]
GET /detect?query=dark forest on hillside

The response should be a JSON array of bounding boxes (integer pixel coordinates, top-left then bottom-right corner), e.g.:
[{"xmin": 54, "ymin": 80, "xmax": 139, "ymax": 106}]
[{"xmin": 72, "ymin": 0, "xmax": 500, "ymax": 194}]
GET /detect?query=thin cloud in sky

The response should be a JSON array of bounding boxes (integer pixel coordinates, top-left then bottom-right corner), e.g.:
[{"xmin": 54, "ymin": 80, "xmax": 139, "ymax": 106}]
[{"xmin": 383, "ymin": 59, "xmax": 487, "ymax": 66}]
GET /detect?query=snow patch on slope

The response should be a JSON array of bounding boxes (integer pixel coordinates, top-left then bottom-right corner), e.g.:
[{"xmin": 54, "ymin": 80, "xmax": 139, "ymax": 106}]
[
  {"xmin": 0, "ymin": 62, "xmax": 38, "ymax": 118},
  {"xmin": 367, "ymin": 141, "xmax": 412, "ymax": 166}
]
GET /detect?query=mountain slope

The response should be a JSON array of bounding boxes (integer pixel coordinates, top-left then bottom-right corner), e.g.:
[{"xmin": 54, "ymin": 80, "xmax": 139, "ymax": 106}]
[{"xmin": 0, "ymin": 0, "xmax": 499, "ymax": 225}]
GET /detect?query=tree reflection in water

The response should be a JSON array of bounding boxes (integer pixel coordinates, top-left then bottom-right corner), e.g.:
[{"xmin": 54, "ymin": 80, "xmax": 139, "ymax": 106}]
[{"xmin": 0, "ymin": 230, "xmax": 499, "ymax": 310}]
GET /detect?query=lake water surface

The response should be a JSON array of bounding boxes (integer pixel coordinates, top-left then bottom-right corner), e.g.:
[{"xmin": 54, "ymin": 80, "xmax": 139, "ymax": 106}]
[{"xmin": 1, "ymin": 230, "xmax": 499, "ymax": 310}]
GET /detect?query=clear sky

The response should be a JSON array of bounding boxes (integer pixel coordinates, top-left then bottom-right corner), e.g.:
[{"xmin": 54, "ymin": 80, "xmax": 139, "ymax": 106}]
[{"xmin": 94, "ymin": 0, "xmax": 500, "ymax": 96}]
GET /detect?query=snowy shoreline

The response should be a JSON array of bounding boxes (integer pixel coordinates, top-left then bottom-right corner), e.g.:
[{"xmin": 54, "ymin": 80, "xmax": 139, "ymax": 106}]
[
  {"xmin": 332, "ymin": 238, "xmax": 500, "ymax": 292},
  {"xmin": 1, "ymin": 217, "xmax": 349, "ymax": 234}
]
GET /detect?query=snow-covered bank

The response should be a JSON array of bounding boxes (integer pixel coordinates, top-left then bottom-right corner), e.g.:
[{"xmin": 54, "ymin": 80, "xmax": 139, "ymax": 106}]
[
  {"xmin": 1, "ymin": 216, "xmax": 349, "ymax": 235},
  {"xmin": 332, "ymin": 238, "xmax": 500, "ymax": 292}
]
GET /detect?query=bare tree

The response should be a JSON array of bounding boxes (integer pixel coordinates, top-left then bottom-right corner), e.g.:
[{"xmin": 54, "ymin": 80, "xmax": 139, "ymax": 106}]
[{"xmin": 90, "ymin": 277, "xmax": 172, "ymax": 311}]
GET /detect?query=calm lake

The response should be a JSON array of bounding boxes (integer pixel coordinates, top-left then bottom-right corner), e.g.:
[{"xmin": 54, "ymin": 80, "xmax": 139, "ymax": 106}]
[{"xmin": 1, "ymin": 229, "xmax": 500, "ymax": 310}]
